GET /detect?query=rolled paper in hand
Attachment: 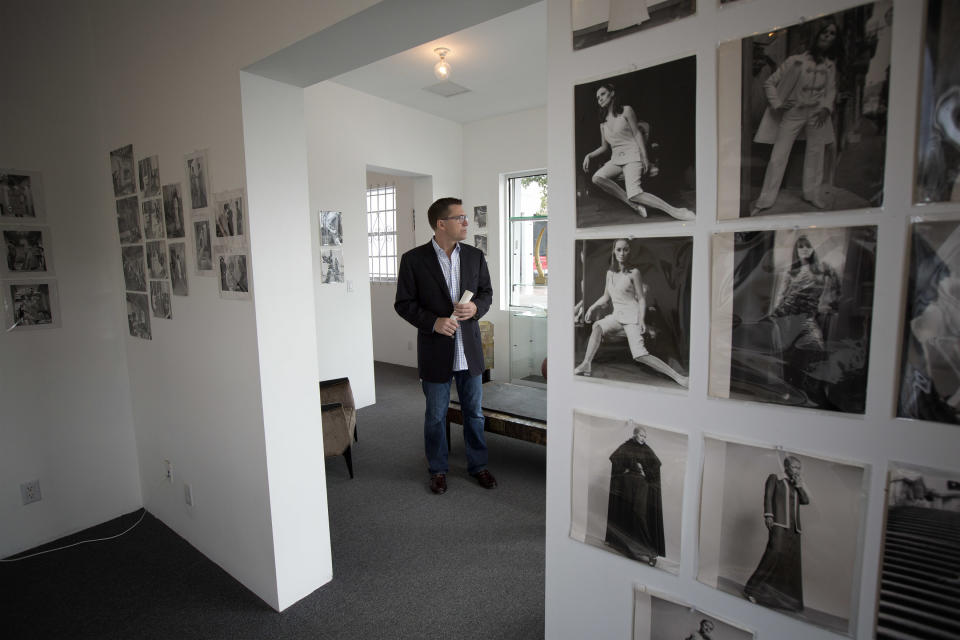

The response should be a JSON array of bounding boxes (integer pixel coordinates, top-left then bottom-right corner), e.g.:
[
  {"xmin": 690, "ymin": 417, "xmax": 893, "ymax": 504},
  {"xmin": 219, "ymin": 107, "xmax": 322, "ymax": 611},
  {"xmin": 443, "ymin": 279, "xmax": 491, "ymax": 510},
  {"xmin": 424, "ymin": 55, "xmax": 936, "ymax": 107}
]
[{"xmin": 452, "ymin": 290, "xmax": 474, "ymax": 319}]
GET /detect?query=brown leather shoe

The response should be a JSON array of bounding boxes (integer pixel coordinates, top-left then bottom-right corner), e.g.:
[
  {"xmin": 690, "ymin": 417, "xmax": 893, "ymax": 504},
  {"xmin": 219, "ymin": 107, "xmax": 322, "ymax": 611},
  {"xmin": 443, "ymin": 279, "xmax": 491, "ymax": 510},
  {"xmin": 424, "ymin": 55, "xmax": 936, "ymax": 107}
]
[
  {"xmin": 429, "ymin": 473, "xmax": 447, "ymax": 494},
  {"xmin": 471, "ymin": 469, "xmax": 497, "ymax": 489}
]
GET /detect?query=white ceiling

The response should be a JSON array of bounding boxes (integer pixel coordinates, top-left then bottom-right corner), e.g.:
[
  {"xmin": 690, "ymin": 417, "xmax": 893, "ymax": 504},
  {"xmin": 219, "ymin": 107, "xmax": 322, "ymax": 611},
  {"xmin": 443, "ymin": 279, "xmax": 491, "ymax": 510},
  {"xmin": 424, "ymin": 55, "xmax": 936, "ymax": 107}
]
[{"xmin": 330, "ymin": 1, "xmax": 546, "ymax": 124}]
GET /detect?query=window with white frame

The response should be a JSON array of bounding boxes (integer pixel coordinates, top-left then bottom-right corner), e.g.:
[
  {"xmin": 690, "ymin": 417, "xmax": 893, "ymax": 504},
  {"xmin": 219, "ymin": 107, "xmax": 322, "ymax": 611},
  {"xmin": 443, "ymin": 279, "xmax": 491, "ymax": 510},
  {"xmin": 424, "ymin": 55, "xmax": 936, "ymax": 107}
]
[
  {"xmin": 506, "ymin": 172, "xmax": 548, "ymax": 310},
  {"xmin": 366, "ymin": 184, "xmax": 398, "ymax": 282}
]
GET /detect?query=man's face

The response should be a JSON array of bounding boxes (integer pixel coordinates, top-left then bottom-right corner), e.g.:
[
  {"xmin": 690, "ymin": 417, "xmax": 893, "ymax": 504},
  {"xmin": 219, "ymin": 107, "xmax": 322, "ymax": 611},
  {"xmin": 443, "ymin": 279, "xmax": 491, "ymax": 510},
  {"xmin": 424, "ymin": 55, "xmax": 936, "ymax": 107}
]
[
  {"xmin": 786, "ymin": 458, "xmax": 802, "ymax": 479},
  {"xmin": 700, "ymin": 620, "xmax": 714, "ymax": 634},
  {"xmin": 437, "ymin": 203, "xmax": 468, "ymax": 243}
]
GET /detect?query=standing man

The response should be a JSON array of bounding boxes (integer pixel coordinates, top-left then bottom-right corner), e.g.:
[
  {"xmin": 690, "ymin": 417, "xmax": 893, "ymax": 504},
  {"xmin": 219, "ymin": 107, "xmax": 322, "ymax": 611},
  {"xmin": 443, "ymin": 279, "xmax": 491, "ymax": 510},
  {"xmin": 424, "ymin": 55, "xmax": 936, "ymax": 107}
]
[{"xmin": 395, "ymin": 197, "xmax": 495, "ymax": 495}]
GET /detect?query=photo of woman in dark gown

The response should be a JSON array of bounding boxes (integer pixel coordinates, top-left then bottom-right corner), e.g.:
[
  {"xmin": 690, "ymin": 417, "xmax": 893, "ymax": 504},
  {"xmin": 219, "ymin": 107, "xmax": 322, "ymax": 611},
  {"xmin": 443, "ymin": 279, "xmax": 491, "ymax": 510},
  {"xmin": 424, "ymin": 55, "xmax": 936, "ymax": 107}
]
[{"xmin": 605, "ymin": 423, "xmax": 664, "ymax": 566}]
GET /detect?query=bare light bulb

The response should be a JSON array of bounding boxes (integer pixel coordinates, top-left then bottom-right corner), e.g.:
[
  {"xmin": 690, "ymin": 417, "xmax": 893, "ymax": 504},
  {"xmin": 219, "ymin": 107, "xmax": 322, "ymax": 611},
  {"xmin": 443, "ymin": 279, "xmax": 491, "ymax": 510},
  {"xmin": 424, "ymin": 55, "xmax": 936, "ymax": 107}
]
[{"xmin": 433, "ymin": 47, "xmax": 451, "ymax": 80}]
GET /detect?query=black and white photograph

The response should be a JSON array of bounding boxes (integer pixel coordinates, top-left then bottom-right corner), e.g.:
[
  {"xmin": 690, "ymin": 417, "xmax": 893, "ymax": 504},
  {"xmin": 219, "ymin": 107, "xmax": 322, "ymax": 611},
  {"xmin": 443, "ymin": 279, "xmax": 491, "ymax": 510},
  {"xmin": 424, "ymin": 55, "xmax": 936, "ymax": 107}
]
[
  {"xmin": 214, "ymin": 190, "xmax": 246, "ymax": 243},
  {"xmin": 109, "ymin": 144, "xmax": 136, "ymax": 198},
  {"xmin": 0, "ymin": 169, "xmax": 44, "ymax": 220},
  {"xmin": 474, "ymin": 234, "xmax": 487, "ymax": 255},
  {"xmin": 138, "ymin": 155, "xmax": 160, "ymax": 198},
  {"xmin": 575, "ymin": 57, "xmax": 696, "ymax": 227},
  {"xmin": 916, "ymin": 0, "xmax": 960, "ymax": 203},
  {"xmin": 193, "ymin": 218, "xmax": 214, "ymax": 275},
  {"xmin": 185, "ymin": 149, "xmax": 211, "ymax": 214},
  {"xmin": 570, "ymin": 412, "xmax": 687, "ymax": 574},
  {"xmin": 168, "ymin": 241, "xmax": 189, "ymax": 297},
  {"xmin": 216, "ymin": 250, "xmax": 251, "ymax": 300},
  {"xmin": 632, "ymin": 588, "xmax": 754, "ymax": 640},
  {"xmin": 3, "ymin": 227, "xmax": 52, "ymax": 277},
  {"xmin": 875, "ymin": 462, "xmax": 960, "ymax": 639},
  {"xmin": 319, "ymin": 210, "xmax": 342, "ymax": 246},
  {"xmin": 698, "ymin": 438, "xmax": 868, "ymax": 636},
  {"xmin": 571, "ymin": 0, "xmax": 696, "ymax": 51},
  {"xmin": 146, "ymin": 240, "xmax": 168, "ymax": 280},
  {"xmin": 141, "ymin": 198, "xmax": 165, "ymax": 241},
  {"xmin": 717, "ymin": 2, "xmax": 892, "ymax": 219},
  {"xmin": 898, "ymin": 219, "xmax": 960, "ymax": 425},
  {"xmin": 150, "ymin": 280, "xmax": 172, "ymax": 319},
  {"xmin": 125, "ymin": 292, "xmax": 151, "ymax": 340},
  {"xmin": 473, "ymin": 205, "xmax": 487, "ymax": 228},
  {"xmin": 121, "ymin": 245, "xmax": 146, "ymax": 293},
  {"xmin": 4, "ymin": 280, "xmax": 60, "ymax": 330},
  {"xmin": 321, "ymin": 247, "xmax": 344, "ymax": 284},
  {"xmin": 116, "ymin": 195, "xmax": 141, "ymax": 244},
  {"xmin": 574, "ymin": 236, "xmax": 691, "ymax": 389},
  {"xmin": 162, "ymin": 183, "xmax": 185, "ymax": 239},
  {"xmin": 709, "ymin": 225, "xmax": 876, "ymax": 414}
]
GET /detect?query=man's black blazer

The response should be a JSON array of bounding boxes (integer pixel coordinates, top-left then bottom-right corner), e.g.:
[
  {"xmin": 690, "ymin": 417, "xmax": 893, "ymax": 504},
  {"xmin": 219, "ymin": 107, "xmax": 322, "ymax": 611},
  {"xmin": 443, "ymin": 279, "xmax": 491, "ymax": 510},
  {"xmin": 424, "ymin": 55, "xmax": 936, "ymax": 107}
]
[{"xmin": 394, "ymin": 240, "xmax": 492, "ymax": 382}]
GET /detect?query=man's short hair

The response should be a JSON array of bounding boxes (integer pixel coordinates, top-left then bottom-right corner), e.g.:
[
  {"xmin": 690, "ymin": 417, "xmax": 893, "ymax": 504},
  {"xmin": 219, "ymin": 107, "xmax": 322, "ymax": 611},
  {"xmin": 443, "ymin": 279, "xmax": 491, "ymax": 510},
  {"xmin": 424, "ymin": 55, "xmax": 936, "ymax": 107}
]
[{"xmin": 427, "ymin": 197, "xmax": 462, "ymax": 230}]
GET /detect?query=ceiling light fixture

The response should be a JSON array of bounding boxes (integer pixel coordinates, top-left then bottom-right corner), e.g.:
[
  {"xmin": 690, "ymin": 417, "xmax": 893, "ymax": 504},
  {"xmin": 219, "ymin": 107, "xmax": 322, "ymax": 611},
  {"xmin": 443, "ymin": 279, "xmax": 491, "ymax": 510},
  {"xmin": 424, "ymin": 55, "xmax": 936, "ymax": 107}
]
[{"xmin": 433, "ymin": 47, "xmax": 451, "ymax": 80}]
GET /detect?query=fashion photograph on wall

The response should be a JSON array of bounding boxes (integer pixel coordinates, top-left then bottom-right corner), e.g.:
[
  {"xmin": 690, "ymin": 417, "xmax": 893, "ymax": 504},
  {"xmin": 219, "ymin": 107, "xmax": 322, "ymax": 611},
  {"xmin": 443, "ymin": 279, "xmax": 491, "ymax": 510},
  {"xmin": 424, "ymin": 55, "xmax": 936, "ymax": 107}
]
[
  {"xmin": 574, "ymin": 236, "xmax": 691, "ymax": 389},
  {"xmin": 216, "ymin": 249, "xmax": 251, "ymax": 300},
  {"xmin": 214, "ymin": 190, "xmax": 246, "ymax": 243},
  {"xmin": 709, "ymin": 225, "xmax": 876, "ymax": 414},
  {"xmin": 2, "ymin": 226, "xmax": 53, "ymax": 277},
  {"xmin": 120, "ymin": 245, "xmax": 146, "ymax": 293},
  {"xmin": 116, "ymin": 195, "xmax": 141, "ymax": 245},
  {"xmin": 717, "ymin": 2, "xmax": 892, "ymax": 219},
  {"xmin": 875, "ymin": 462, "xmax": 960, "ymax": 639},
  {"xmin": 571, "ymin": 0, "xmax": 696, "ymax": 51},
  {"xmin": 474, "ymin": 234, "xmax": 487, "ymax": 255},
  {"xmin": 193, "ymin": 218, "xmax": 214, "ymax": 275},
  {"xmin": 0, "ymin": 169, "xmax": 45, "ymax": 220},
  {"xmin": 321, "ymin": 247, "xmax": 345, "ymax": 284},
  {"xmin": 149, "ymin": 280, "xmax": 172, "ymax": 320},
  {"xmin": 898, "ymin": 218, "xmax": 960, "ymax": 425},
  {"xmin": 138, "ymin": 155, "xmax": 160, "ymax": 198},
  {"xmin": 125, "ymin": 291, "xmax": 151, "ymax": 340},
  {"xmin": 632, "ymin": 587, "xmax": 754, "ymax": 640},
  {"xmin": 168, "ymin": 241, "xmax": 189, "ymax": 297},
  {"xmin": 141, "ymin": 198, "xmax": 165, "ymax": 241},
  {"xmin": 162, "ymin": 183, "xmax": 185, "ymax": 239},
  {"xmin": 109, "ymin": 144, "xmax": 136, "ymax": 198},
  {"xmin": 146, "ymin": 240, "xmax": 168, "ymax": 280},
  {"xmin": 184, "ymin": 149, "xmax": 211, "ymax": 215},
  {"xmin": 575, "ymin": 56, "xmax": 696, "ymax": 227},
  {"xmin": 474, "ymin": 205, "xmax": 487, "ymax": 228},
  {"xmin": 3, "ymin": 280, "xmax": 60, "ymax": 330},
  {"xmin": 570, "ymin": 411, "xmax": 687, "ymax": 574},
  {"xmin": 698, "ymin": 437, "xmax": 869, "ymax": 636},
  {"xmin": 319, "ymin": 210, "xmax": 343, "ymax": 246},
  {"xmin": 915, "ymin": 0, "xmax": 960, "ymax": 203}
]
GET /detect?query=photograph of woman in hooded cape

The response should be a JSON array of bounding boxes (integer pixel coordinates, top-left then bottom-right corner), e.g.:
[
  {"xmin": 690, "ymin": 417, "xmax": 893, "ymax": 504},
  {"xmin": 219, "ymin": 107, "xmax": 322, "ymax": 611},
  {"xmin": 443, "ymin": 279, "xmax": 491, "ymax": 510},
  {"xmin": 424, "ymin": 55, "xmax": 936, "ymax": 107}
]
[{"xmin": 605, "ymin": 423, "xmax": 664, "ymax": 566}]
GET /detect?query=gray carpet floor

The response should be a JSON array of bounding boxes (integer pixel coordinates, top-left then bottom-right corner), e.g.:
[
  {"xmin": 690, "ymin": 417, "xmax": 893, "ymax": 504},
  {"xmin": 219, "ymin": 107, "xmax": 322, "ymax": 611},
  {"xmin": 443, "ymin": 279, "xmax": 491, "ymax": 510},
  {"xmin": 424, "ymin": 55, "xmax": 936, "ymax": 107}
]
[{"xmin": 2, "ymin": 362, "xmax": 547, "ymax": 639}]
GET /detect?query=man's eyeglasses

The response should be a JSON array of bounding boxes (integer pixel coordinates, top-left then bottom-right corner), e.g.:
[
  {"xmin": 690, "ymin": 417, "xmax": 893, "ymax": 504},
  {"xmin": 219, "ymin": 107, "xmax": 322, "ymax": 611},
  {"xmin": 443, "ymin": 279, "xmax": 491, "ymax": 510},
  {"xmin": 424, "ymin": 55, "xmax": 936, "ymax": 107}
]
[{"xmin": 440, "ymin": 215, "xmax": 468, "ymax": 223}]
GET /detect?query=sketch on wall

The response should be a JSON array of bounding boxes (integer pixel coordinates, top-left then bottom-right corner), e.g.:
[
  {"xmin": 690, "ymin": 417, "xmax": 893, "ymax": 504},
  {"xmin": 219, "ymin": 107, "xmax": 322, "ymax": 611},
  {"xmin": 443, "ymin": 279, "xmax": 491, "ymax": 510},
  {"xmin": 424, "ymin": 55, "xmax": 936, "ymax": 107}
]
[
  {"xmin": 571, "ymin": 0, "xmax": 695, "ymax": 51},
  {"xmin": 162, "ymin": 183, "xmax": 186, "ymax": 239},
  {"xmin": 898, "ymin": 218, "xmax": 960, "ymax": 425},
  {"xmin": 214, "ymin": 189, "xmax": 246, "ymax": 243},
  {"xmin": 473, "ymin": 205, "xmax": 487, "ymax": 228},
  {"xmin": 126, "ymin": 292, "xmax": 151, "ymax": 340},
  {"xmin": 138, "ymin": 155, "xmax": 160, "ymax": 198},
  {"xmin": 110, "ymin": 145, "xmax": 136, "ymax": 198},
  {"xmin": 0, "ymin": 169, "xmax": 45, "ymax": 221},
  {"xmin": 574, "ymin": 236, "xmax": 691, "ymax": 389},
  {"xmin": 184, "ymin": 149, "xmax": 212, "ymax": 215},
  {"xmin": 121, "ymin": 245, "xmax": 147, "ymax": 293},
  {"xmin": 575, "ymin": 56, "xmax": 696, "ymax": 227},
  {"xmin": 319, "ymin": 210, "xmax": 342, "ymax": 246},
  {"xmin": 3, "ymin": 280, "xmax": 60, "ymax": 330},
  {"xmin": 150, "ymin": 280, "xmax": 172, "ymax": 319},
  {"xmin": 2, "ymin": 226, "xmax": 53, "ymax": 277},
  {"xmin": 141, "ymin": 198, "xmax": 165, "ymax": 241},
  {"xmin": 570, "ymin": 411, "xmax": 687, "ymax": 574},
  {"xmin": 168, "ymin": 241, "xmax": 189, "ymax": 297},
  {"xmin": 698, "ymin": 437, "xmax": 868, "ymax": 636},
  {"xmin": 709, "ymin": 226, "xmax": 876, "ymax": 414},
  {"xmin": 633, "ymin": 588, "xmax": 754, "ymax": 640},
  {"xmin": 116, "ymin": 195, "xmax": 141, "ymax": 244},
  {"xmin": 216, "ymin": 249, "xmax": 251, "ymax": 300},
  {"xmin": 193, "ymin": 218, "xmax": 214, "ymax": 275},
  {"xmin": 717, "ymin": 2, "xmax": 892, "ymax": 219},
  {"xmin": 321, "ymin": 247, "xmax": 345, "ymax": 284},
  {"xmin": 916, "ymin": 0, "xmax": 960, "ymax": 203}
]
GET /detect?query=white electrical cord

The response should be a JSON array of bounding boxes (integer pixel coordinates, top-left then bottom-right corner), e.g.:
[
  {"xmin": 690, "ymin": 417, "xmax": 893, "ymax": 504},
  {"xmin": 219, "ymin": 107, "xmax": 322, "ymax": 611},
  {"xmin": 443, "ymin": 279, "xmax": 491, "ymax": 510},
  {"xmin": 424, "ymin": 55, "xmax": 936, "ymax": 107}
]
[{"xmin": 0, "ymin": 509, "xmax": 147, "ymax": 562}]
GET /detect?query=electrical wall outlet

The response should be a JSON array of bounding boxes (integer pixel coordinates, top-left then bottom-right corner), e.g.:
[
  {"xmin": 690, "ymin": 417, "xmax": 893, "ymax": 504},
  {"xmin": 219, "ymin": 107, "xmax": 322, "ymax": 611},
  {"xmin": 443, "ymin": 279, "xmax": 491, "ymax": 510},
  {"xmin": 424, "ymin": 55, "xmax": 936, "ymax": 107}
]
[
  {"xmin": 164, "ymin": 459, "xmax": 173, "ymax": 483},
  {"xmin": 20, "ymin": 480, "xmax": 41, "ymax": 505},
  {"xmin": 184, "ymin": 483, "xmax": 194, "ymax": 507}
]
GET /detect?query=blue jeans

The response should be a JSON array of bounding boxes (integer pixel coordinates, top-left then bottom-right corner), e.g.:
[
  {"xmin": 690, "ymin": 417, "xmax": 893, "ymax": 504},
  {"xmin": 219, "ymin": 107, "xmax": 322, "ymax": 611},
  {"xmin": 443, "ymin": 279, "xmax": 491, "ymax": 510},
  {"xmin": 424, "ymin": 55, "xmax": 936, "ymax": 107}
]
[{"xmin": 422, "ymin": 371, "xmax": 488, "ymax": 475}]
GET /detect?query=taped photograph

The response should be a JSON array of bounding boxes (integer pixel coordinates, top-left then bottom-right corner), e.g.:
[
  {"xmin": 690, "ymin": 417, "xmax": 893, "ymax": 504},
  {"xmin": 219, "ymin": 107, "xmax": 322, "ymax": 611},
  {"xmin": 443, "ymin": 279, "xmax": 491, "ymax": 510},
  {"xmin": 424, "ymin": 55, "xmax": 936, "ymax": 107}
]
[
  {"xmin": 709, "ymin": 226, "xmax": 876, "ymax": 414},
  {"xmin": 193, "ymin": 218, "xmax": 214, "ymax": 275},
  {"xmin": 633, "ymin": 587, "xmax": 754, "ymax": 640},
  {"xmin": 168, "ymin": 241, "xmax": 189, "ymax": 297},
  {"xmin": 875, "ymin": 462, "xmax": 960, "ymax": 639},
  {"xmin": 698, "ymin": 438, "xmax": 868, "ymax": 636},
  {"xmin": 319, "ymin": 210, "xmax": 343, "ymax": 246},
  {"xmin": 138, "ymin": 155, "xmax": 160, "ymax": 198},
  {"xmin": 574, "ymin": 236, "xmax": 691, "ymax": 389},
  {"xmin": 125, "ymin": 292, "xmax": 151, "ymax": 340},
  {"xmin": 214, "ymin": 189, "xmax": 246, "ymax": 244},
  {"xmin": 162, "ymin": 183, "xmax": 185, "ymax": 239},
  {"xmin": 717, "ymin": 2, "xmax": 892, "ymax": 218},
  {"xmin": 109, "ymin": 144, "xmax": 136, "ymax": 198},
  {"xmin": 571, "ymin": 412, "xmax": 686, "ymax": 573},
  {"xmin": 116, "ymin": 195, "xmax": 141, "ymax": 244},
  {"xmin": 185, "ymin": 149, "xmax": 211, "ymax": 214},
  {"xmin": 121, "ymin": 245, "xmax": 146, "ymax": 292},
  {"xmin": 572, "ymin": 0, "xmax": 696, "ymax": 51},
  {"xmin": 915, "ymin": 0, "xmax": 960, "ymax": 203},
  {"xmin": 0, "ymin": 169, "xmax": 44, "ymax": 220},
  {"xmin": 141, "ymin": 198, "xmax": 165, "ymax": 241},
  {"xmin": 575, "ymin": 56, "xmax": 696, "ymax": 227},
  {"xmin": 3, "ymin": 280, "xmax": 60, "ymax": 330},
  {"xmin": 216, "ymin": 249, "xmax": 251, "ymax": 300},
  {"xmin": 321, "ymin": 247, "xmax": 345, "ymax": 284},
  {"xmin": 3, "ymin": 226, "xmax": 52, "ymax": 277},
  {"xmin": 146, "ymin": 240, "xmax": 168, "ymax": 280},
  {"xmin": 898, "ymin": 218, "xmax": 960, "ymax": 425}
]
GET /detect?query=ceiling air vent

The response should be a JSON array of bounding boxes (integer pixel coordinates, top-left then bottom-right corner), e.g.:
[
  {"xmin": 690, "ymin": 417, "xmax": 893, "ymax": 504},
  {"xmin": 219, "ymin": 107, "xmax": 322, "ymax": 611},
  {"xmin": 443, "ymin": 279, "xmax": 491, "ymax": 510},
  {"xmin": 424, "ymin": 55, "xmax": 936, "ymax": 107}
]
[{"xmin": 422, "ymin": 81, "xmax": 471, "ymax": 98}]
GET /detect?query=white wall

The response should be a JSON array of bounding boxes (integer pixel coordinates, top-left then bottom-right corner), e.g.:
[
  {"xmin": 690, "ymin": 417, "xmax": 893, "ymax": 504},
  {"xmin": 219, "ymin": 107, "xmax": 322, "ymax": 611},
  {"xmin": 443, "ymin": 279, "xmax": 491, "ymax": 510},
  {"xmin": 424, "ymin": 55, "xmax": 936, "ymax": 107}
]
[
  {"xmin": 545, "ymin": 1, "xmax": 959, "ymax": 639},
  {"xmin": 0, "ymin": 0, "xmax": 142, "ymax": 559},
  {"xmin": 462, "ymin": 107, "xmax": 548, "ymax": 381},
  {"xmin": 304, "ymin": 82, "xmax": 464, "ymax": 399}
]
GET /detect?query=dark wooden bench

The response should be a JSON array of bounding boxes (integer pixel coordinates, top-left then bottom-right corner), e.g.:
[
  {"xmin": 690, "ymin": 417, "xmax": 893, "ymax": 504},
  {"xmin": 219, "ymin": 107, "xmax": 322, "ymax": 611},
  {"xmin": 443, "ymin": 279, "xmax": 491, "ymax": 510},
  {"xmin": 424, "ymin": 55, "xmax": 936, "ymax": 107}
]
[{"xmin": 446, "ymin": 381, "xmax": 546, "ymax": 447}]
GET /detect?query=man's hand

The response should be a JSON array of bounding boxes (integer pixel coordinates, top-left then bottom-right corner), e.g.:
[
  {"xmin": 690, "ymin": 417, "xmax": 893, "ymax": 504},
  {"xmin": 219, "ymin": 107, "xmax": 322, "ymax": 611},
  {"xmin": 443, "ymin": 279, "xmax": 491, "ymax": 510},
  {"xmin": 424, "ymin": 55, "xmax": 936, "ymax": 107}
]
[
  {"xmin": 764, "ymin": 515, "xmax": 773, "ymax": 530},
  {"xmin": 453, "ymin": 301, "xmax": 477, "ymax": 321},
  {"xmin": 434, "ymin": 317, "xmax": 459, "ymax": 336}
]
